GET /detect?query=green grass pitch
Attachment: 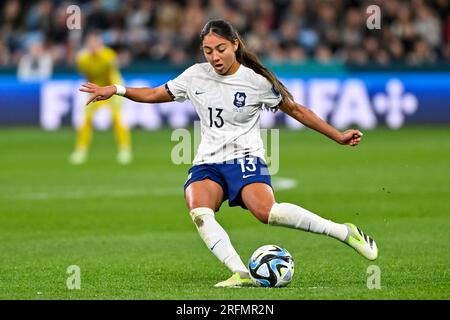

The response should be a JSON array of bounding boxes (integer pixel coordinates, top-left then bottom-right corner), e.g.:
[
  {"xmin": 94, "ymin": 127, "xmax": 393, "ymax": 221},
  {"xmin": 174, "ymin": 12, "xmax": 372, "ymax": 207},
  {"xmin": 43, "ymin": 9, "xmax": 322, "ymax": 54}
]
[{"xmin": 0, "ymin": 126, "xmax": 449, "ymax": 299}]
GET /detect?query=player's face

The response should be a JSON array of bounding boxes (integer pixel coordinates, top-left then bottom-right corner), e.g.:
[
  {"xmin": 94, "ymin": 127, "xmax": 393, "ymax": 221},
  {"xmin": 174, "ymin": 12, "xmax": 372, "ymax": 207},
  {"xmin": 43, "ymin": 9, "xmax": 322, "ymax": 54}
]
[
  {"xmin": 202, "ymin": 33, "xmax": 239, "ymax": 75},
  {"xmin": 86, "ymin": 35, "xmax": 103, "ymax": 54}
]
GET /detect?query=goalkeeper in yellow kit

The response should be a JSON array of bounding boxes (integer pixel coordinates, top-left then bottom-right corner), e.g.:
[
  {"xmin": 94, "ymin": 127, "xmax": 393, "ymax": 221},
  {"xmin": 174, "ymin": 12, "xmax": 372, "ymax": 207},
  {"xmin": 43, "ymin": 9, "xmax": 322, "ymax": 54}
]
[{"xmin": 69, "ymin": 31, "xmax": 132, "ymax": 165}]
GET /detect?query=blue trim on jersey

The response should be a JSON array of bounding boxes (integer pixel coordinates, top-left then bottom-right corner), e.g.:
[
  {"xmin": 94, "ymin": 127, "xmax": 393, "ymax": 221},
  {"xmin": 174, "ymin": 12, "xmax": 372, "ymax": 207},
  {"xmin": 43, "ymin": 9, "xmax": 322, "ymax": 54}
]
[
  {"xmin": 164, "ymin": 83, "xmax": 175, "ymax": 100},
  {"xmin": 183, "ymin": 156, "xmax": 272, "ymax": 210}
]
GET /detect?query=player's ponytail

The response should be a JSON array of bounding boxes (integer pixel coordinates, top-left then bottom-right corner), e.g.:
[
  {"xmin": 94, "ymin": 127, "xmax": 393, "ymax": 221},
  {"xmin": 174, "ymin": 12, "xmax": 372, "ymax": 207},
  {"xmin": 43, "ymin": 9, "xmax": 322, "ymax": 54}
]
[
  {"xmin": 200, "ymin": 19, "xmax": 293, "ymax": 104},
  {"xmin": 234, "ymin": 32, "xmax": 293, "ymax": 104}
]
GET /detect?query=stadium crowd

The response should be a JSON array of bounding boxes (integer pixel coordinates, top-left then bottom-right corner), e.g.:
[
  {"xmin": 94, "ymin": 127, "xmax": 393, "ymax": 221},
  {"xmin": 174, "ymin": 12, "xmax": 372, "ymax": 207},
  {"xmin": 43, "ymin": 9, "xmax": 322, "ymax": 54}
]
[{"xmin": 1, "ymin": 0, "xmax": 449, "ymax": 69}]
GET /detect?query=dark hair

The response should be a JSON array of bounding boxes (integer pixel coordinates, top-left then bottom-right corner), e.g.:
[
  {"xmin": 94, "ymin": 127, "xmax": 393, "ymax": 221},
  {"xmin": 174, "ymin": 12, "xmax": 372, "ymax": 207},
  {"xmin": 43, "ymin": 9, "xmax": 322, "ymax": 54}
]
[
  {"xmin": 84, "ymin": 28, "xmax": 102, "ymax": 42},
  {"xmin": 200, "ymin": 19, "xmax": 293, "ymax": 104}
]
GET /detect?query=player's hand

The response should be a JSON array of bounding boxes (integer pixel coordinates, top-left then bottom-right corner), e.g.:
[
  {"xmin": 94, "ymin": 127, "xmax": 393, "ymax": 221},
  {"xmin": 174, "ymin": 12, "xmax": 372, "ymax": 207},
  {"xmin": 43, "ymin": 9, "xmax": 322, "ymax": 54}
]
[
  {"xmin": 79, "ymin": 83, "xmax": 116, "ymax": 105},
  {"xmin": 338, "ymin": 129, "xmax": 363, "ymax": 147}
]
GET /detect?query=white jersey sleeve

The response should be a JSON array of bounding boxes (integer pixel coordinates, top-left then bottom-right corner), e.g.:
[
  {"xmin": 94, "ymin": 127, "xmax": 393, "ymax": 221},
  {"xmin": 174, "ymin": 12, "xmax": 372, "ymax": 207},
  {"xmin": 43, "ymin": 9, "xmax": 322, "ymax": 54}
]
[
  {"xmin": 165, "ymin": 65, "xmax": 198, "ymax": 102},
  {"xmin": 259, "ymin": 77, "xmax": 283, "ymax": 109}
]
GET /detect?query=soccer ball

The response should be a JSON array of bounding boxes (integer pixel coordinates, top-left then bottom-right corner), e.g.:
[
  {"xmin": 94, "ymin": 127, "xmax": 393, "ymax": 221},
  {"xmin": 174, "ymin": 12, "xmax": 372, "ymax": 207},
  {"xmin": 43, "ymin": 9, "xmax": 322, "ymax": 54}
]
[{"xmin": 248, "ymin": 244, "xmax": 295, "ymax": 287}]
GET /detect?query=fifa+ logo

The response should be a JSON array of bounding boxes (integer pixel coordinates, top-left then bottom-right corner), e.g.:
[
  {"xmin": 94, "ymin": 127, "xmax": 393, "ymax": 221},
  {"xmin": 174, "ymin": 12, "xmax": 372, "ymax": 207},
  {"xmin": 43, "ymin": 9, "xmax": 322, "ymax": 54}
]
[{"xmin": 374, "ymin": 79, "xmax": 418, "ymax": 129}]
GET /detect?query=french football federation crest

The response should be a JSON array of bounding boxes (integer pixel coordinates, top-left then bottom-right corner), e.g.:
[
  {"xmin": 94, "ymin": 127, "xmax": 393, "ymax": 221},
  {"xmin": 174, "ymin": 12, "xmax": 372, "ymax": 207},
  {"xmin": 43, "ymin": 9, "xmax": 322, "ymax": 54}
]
[{"xmin": 233, "ymin": 92, "xmax": 247, "ymax": 108}]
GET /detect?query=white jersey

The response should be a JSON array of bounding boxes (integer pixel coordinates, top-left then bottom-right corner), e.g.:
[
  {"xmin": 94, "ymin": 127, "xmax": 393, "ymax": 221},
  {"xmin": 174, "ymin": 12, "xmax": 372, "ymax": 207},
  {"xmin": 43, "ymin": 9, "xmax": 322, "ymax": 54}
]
[{"xmin": 166, "ymin": 63, "xmax": 282, "ymax": 165}]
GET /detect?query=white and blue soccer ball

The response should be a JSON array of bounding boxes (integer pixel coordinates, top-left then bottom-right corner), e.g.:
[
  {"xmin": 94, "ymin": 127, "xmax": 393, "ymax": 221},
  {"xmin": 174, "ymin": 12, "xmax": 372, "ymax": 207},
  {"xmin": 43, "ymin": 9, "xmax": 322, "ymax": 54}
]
[{"xmin": 248, "ymin": 244, "xmax": 295, "ymax": 287}]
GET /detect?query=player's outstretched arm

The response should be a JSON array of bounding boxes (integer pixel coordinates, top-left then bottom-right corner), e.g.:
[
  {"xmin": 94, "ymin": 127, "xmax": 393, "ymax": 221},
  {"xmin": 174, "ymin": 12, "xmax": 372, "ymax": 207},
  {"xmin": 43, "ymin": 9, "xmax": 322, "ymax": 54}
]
[
  {"xmin": 279, "ymin": 99, "xmax": 363, "ymax": 146},
  {"xmin": 79, "ymin": 83, "xmax": 173, "ymax": 105}
]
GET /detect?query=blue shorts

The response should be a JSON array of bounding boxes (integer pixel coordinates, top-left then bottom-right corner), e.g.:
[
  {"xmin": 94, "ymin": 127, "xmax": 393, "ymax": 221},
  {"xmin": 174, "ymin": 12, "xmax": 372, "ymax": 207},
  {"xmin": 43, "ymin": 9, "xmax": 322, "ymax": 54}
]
[{"xmin": 184, "ymin": 156, "xmax": 272, "ymax": 210}]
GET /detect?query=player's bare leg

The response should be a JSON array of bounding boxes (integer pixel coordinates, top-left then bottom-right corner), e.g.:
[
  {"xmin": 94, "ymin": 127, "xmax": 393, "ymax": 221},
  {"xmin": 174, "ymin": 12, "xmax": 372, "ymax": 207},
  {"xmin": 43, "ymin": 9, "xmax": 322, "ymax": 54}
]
[
  {"xmin": 241, "ymin": 183, "xmax": 378, "ymax": 260},
  {"xmin": 240, "ymin": 183, "xmax": 275, "ymax": 223},
  {"xmin": 185, "ymin": 179, "xmax": 223, "ymax": 211},
  {"xmin": 186, "ymin": 179, "xmax": 254, "ymax": 287}
]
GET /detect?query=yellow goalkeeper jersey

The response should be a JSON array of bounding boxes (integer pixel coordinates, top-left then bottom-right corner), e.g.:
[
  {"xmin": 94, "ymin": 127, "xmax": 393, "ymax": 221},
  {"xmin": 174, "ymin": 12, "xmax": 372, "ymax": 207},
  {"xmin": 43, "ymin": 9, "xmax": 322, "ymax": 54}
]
[{"xmin": 76, "ymin": 46, "xmax": 122, "ymax": 86}]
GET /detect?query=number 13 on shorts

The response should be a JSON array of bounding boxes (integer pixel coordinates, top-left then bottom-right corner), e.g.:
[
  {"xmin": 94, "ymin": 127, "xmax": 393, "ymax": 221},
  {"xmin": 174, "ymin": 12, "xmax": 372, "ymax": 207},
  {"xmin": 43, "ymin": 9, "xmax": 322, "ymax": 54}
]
[{"xmin": 238, "ymin": 158, "xmax": 256, "ymax": 173}]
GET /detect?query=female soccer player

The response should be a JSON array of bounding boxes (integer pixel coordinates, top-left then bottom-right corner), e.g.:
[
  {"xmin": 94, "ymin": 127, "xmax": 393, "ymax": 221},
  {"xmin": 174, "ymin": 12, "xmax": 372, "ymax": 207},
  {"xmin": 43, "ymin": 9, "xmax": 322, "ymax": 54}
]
[
  {"xmin": 80, "ymin": 20, "xmax": 378, "ymax": 287},
  {"xmin": 70, "ymin": 31, "xmax": 132, "ymax": 165}
]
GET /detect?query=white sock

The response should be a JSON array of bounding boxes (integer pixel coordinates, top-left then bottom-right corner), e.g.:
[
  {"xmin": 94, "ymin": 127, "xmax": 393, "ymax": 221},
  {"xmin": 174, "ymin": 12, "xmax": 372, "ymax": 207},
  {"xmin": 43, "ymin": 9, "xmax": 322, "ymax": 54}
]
[
  {"xmin": 268, "ymin": 202, "xmax": 348, "ymax": 241},
  {"xmin": 190, "ymin": 207, "xmax": 248, "ymax": 276}
]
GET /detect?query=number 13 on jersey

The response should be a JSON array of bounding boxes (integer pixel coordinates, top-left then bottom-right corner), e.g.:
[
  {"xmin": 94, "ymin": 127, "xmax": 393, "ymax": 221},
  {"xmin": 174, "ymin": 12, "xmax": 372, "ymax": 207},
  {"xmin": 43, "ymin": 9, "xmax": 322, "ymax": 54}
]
[{"xmin": 208, "ymin": 107, "xmax": 224, "ymax": 128}]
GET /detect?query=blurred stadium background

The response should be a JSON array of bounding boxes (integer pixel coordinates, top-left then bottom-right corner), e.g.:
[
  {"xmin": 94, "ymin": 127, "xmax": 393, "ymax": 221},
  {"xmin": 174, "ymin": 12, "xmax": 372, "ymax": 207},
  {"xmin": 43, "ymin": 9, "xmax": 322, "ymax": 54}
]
[{"xmin": 0, "ymin": 0, "xmax": 449, "ymax": 299}]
